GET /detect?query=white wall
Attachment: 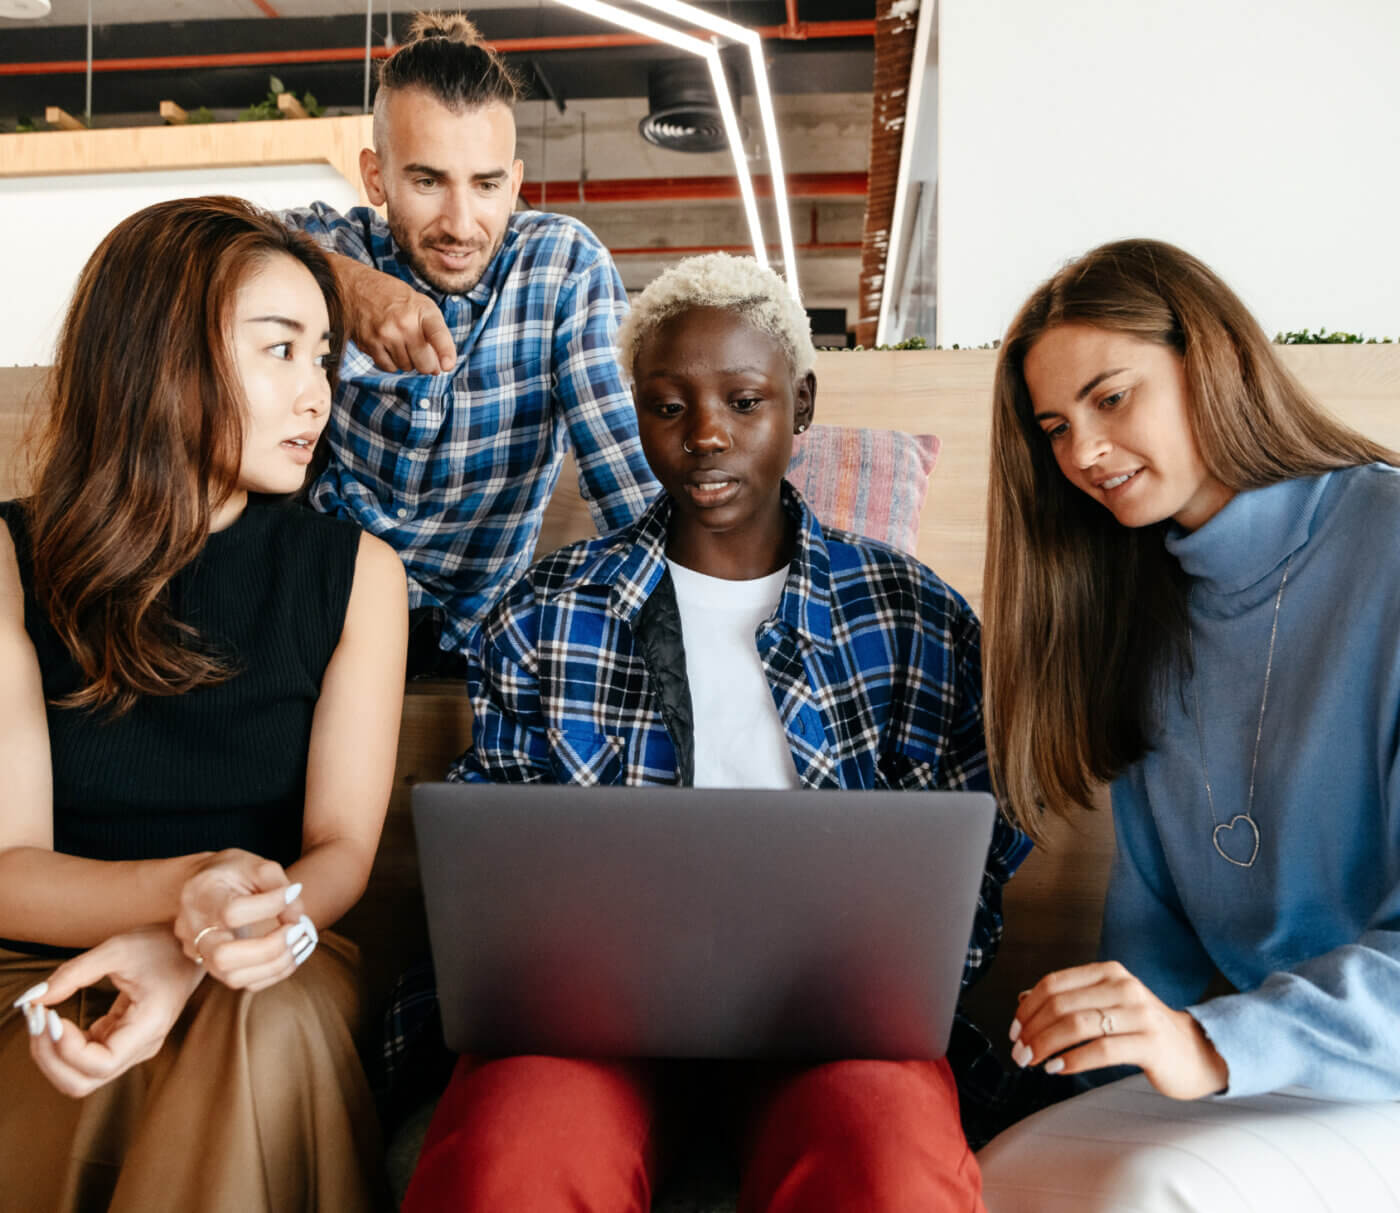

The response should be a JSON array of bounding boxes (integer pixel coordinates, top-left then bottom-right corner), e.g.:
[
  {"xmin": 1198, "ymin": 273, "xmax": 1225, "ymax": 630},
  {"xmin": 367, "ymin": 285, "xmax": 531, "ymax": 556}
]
[
  {"xmin": 880, "ymin": 0, "xmax": 938, "ymax": 345},
  {"xmin": 936, "ymin": 0, "xmax": 1400, "ymax": 348},
  {"xmin": 0, "ymin": 164, "xmax": 359, "ymax": 366}
]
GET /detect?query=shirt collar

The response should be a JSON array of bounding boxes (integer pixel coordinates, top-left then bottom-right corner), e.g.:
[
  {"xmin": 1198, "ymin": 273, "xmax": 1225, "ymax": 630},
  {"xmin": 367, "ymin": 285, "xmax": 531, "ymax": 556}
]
[
  {"xmin": 596, "ymin": 482, "xmax": 834, "ymax": 653},
  {"xmin": 1164, "ymin": 472, "xmax": 1332, "ymax": 594},
  {"xmin": 466, "ymin": 219, "xmax": 521, "ymax": 305}
]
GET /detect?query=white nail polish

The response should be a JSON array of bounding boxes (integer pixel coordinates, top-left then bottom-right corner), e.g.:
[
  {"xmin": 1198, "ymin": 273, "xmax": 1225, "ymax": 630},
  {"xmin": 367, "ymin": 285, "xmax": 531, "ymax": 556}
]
[
  {"xmin": 47, "ymin": 1010, "xmax": 62, "ymax": 1042},
  {"xmin": 1045, "ymin": 1058, "xmax": 1065, "ymax": 1074},
  {"xmin": 285, "ymin": 923, "xmax": 307, "ymax": 948},
  {"xmin": 283, "ymin": 882, "xmax": 303, "ymax": 906},
  {"xmin": 1012, "ymin": 1042, "xmax": 1032, "ymax": 1068},
  {"xmin": 1009, "ymin": 1018, "xmax": 1022, "ymax": 1043},
  {"xmin": 26, "ymin": 1004, "xmax": 45, "ymax": 1036},
  {"xmin": 12, "ymin": 981, "xmax": 47, "ymax": 1008},
  {"xmin": 299, "ymin": 914, "xmax": 318, "ymax": 944},
  {"xmin": 293, "ymin": 939, "xmax": 317, "ymax": 967}
]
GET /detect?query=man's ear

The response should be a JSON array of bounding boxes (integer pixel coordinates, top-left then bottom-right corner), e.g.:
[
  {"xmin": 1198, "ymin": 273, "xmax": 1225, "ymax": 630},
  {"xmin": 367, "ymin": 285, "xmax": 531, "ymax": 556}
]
[
  {"xmin": 793, "ymin": 371, "xmax": 817, "ymax": 432},
  {"xmin": 510, "ymin": 158, "xmax": 525, "ymax": 207},
  {"xmin": 360, "ymin": 146, "xmax": 388, "ymax": 208}
]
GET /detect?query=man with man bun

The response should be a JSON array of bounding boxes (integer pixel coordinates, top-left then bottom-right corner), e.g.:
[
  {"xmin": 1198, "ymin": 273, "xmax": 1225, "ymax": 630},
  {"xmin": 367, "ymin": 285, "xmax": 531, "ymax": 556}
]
[{"xmin": 285, "ymin": 12, "xmax": 657, "ymax": 674}]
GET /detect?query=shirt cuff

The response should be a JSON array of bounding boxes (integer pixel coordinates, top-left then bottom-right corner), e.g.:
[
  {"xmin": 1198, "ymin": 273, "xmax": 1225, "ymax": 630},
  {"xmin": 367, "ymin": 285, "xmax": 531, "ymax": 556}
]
[{"xmin": 1188, "ymin": 994, "xmax": 1288, "ymax": 1098}]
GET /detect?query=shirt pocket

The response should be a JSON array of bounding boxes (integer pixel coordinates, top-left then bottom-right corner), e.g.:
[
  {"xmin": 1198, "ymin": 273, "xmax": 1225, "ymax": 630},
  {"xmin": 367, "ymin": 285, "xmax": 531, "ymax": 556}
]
[
  {"xmin": 546, "ymin": 726, "xmax": 625, "ymax": 787},
  {"xmin": 877, "ymin": 745, "xmax": 940, "ymax": 791}
]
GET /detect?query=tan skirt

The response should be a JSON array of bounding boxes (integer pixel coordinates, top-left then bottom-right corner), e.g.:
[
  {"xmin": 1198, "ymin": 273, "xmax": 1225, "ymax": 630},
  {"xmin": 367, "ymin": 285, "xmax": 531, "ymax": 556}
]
[{"xmin": 0, "ymin": 933, "xmax": 388, "ymax": 1213}]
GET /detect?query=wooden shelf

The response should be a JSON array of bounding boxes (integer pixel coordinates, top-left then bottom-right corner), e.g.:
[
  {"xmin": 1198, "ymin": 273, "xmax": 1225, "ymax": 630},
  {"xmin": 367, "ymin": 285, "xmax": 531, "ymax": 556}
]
[{"xmin": 0, "ymin": 114, "xmax": 374, "ymax": 206}]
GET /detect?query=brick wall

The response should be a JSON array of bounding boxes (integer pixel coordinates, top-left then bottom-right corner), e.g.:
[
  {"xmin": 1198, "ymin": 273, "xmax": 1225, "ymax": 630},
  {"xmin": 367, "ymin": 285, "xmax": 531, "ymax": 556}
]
[{"xmin": 855, "ymin": 0, "xmax": 919, "ymax": 346}]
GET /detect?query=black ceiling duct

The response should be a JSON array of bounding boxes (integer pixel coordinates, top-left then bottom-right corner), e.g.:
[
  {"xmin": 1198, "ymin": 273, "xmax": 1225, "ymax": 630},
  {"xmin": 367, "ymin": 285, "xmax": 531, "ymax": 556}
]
[{"xmin": 638, "ymin": 56, "xmax": 748, "ymax": 154}]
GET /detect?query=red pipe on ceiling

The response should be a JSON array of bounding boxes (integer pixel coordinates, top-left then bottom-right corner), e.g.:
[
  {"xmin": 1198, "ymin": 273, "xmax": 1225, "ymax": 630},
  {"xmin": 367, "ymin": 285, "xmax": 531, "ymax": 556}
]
[
  {"xmin": 784, "ymin": 0, "xmax": 805, "ymax": 39},
  {"xmin": 608, "ymin": 241, "xmax": 860, "ymax": 256},
  {"xmin": 518, "ymin": 172, "xmax": 866, "ymax": 206},
  {"xmin": 0, "ymin": 20, "xmax": 874, "ymax": 78}
]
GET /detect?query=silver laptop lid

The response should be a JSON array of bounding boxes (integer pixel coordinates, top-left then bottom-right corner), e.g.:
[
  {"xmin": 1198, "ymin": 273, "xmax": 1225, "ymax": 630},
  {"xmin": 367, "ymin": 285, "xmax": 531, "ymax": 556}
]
[{"xmin": 413, "ymin": 784, "xmax": 996, "ymax": 1060}]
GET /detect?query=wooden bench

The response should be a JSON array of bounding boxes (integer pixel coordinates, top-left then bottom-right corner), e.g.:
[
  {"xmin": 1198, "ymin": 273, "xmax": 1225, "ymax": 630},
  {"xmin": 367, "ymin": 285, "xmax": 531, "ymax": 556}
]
[{"xmin": 4, "ymin": 344, "xmax": 1399, "ymax": 1058}]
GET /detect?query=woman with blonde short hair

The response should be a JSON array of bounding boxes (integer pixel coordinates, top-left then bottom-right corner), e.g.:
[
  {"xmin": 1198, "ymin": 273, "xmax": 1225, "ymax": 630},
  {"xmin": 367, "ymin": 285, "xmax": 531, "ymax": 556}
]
[{"xmin": 403, "ymin": 252, "xmax": 1029, "ymax": 1212}]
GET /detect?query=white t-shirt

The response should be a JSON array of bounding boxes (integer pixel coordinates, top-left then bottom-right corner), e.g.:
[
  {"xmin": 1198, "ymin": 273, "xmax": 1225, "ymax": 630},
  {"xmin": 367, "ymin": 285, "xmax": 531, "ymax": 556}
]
[{"xmin": 667, "ymin": 559, "xmax": 801, "ymax": 789}]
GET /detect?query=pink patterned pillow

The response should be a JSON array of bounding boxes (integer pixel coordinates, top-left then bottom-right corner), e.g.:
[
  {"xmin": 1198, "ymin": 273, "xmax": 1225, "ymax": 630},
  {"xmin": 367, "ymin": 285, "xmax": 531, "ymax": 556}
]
[{"xmin": 786, "ymin": 425, "xmax": 940, "ymax": 556}]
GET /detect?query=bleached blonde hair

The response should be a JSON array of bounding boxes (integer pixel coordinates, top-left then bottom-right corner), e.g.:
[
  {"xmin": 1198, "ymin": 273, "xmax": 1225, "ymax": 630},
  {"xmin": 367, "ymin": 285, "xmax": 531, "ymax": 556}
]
[{"xmin": 615, "ymin": 253, "xmax": 815, "ymax": 383}]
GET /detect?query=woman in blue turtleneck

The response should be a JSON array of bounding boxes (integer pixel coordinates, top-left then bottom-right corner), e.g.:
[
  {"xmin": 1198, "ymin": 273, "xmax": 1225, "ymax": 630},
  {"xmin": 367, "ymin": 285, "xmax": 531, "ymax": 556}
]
[{"xmin": 974, "ymin": 238, "xmax": 1400, "ymax": 1210}]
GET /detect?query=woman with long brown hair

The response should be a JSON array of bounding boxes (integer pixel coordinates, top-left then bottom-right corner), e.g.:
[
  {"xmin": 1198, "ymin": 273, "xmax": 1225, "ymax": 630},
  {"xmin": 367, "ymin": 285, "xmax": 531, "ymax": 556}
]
[
  {"xmin": 975, "ymin": 239, "xmax": 1400, "ymax": 1208},
  {"xmin": 0, "ymin": 196, "xmax": 407, "ymax": 1211}
]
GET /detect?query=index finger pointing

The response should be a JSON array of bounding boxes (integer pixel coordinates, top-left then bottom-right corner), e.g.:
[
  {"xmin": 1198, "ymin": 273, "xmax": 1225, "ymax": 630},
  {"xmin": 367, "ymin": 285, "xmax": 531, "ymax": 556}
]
[{"xmin": 421, "ymin": 307, "xmax": 455, "ymax": 374}]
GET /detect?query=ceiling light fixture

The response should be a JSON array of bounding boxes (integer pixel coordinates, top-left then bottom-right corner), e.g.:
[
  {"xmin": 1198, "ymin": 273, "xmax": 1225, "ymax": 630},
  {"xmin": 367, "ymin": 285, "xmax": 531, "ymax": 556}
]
[
  {"xmin": 630, "ymin": 0, "xmax": 800, "ymax": 299},
  {"xmin": 550, "ymin": 0, "xmax": 789, "ymax": 294}
]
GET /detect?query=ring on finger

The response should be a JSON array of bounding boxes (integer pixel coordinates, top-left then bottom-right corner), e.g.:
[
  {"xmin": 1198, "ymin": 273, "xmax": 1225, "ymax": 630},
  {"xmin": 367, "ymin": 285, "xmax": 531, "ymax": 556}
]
[
  {"xmin": 1099, "ymin": 1009, "xmax": 1116, "ymax": 1036},
  {"xmin": 191, "ymin": 924, "xmax": 220, "ymax": 965}
]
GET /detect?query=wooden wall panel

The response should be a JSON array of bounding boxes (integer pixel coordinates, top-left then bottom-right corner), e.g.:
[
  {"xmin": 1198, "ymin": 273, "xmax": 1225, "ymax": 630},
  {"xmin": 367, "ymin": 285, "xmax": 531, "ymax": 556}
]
[{"xmin": 2, "ymin": 344, "xmax": 1397, "ymax": 1025}]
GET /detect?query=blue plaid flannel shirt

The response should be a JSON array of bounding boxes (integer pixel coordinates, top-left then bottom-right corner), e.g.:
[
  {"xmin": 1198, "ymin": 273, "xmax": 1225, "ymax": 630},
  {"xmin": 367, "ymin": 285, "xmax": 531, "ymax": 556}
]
[
  {"xmin": 381, "ymin": 486, "xmax": 1037, "ymax": 1141},
  {"xmin": 450, "ymin": 483, "xmax": 1031, "ymax": 992},
  {"xmin": 283, "ymin": 203, "xmax": 658, "ymax": 652}
]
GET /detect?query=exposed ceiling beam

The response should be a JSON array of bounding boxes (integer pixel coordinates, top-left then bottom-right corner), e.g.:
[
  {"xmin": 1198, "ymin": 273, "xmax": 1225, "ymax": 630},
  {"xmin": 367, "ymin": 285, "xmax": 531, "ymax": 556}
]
[{"xmin": 0, "ymin": 19, "xmax": 872, "ymax": 79}]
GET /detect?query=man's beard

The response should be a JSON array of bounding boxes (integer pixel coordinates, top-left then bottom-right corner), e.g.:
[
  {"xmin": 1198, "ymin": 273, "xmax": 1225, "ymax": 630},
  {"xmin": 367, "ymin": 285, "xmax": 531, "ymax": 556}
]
[{"xmin": 387, "ymin": 216, "xmax": 504, "ymax": 296}]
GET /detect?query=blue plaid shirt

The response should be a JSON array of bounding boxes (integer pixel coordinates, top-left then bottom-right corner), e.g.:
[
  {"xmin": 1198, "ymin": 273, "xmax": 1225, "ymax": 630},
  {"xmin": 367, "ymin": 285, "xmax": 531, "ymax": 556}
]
[
  {"xmin": 283, "ymin": 203, "xmax": 658, "ymax": 652},
  {"xmin": 450, "ymin": 484, "xmax": 1031, "ymax": 990}
]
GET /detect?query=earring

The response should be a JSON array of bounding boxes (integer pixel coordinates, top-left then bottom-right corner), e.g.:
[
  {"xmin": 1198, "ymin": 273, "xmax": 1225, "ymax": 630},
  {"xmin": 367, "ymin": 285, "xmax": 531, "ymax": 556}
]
[
  {"xmin": 682, "ymin": 440, "xmax": 696, "ymax": 453},
  {"xmin": 796, "ymin": 424, "xmax": 807, "ymax": 433}
]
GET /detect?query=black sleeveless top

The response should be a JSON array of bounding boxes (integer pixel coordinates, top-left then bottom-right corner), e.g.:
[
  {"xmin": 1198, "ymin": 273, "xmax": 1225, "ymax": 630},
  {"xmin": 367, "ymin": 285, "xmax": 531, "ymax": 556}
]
[{"xmin": 1, "ymin": 499, "xmax": 361, "ymax": 935}]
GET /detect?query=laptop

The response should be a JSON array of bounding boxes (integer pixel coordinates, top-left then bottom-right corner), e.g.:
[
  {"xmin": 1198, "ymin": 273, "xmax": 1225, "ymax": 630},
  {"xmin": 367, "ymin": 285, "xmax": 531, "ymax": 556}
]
[{"xmin": 412, "ymin": 784, "xmax": 996, "ymax": 1060}]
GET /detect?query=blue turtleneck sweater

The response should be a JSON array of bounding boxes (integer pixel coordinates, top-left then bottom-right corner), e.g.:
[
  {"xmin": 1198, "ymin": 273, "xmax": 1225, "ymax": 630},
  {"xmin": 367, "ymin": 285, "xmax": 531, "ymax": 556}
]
[{"xmin": 1100, "ymin": 464, "xmax": 1400, "ymax": 1099}]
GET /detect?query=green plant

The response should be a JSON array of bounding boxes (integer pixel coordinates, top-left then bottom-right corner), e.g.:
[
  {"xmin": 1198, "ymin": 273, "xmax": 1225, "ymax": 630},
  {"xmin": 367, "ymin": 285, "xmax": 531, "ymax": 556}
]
[
  {"xmin": 188, "ymin": 106, "xmax": 216, "ymax": 125},
  {"xmin": 238, "ymin": 76, "xmax": 325, "ymax": 122},
  {"xmin": 825, "ymin": 330, "xmax": 1400, "ymax": 352},
  {"xmin": 1275, "ymin": 327, "xmax": 1393, "ymax": 344},
  {"xmin": 818, "ymin": 336, "xmax": 934, "ymax": 351}
]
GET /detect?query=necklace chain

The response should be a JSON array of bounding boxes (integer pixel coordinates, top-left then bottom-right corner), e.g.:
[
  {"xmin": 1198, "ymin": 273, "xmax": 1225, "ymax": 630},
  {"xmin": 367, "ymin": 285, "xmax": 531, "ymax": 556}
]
[{"xmin": 1187, "ymin": 555, "xmax": 1292, "ymax": 869}]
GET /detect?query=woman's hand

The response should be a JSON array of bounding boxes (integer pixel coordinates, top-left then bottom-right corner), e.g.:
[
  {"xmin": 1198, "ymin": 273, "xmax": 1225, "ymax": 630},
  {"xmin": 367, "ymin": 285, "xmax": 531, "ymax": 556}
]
[
  {"xmin": 12, "ymin": 926, "xmax": 203, "ymax": 1099},
  {"xmin": 1010, "ymin": 961, "xmax": 1230, "ymax": 1100},
  {"xmin": 174, "ymin": 849, "xmax": 317, "ymax": 990}
]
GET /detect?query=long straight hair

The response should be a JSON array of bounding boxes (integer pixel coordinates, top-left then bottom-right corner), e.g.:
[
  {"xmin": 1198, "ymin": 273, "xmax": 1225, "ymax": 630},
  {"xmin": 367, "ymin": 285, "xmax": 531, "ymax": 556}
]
[
  {"xmin": 25, "ymin": 195, "xmax": 343, "ymax": 716},
  {"xmin": 984, "ymin": 238, "xmax": 1394, "ymax": 840}
]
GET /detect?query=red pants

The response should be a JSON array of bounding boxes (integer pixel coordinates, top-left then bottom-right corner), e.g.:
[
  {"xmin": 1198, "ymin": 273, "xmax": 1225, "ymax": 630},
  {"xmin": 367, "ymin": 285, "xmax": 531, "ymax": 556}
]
[{"xmin": 402, "ymin": 1055, "xmax": 986, "ymax": 1212}]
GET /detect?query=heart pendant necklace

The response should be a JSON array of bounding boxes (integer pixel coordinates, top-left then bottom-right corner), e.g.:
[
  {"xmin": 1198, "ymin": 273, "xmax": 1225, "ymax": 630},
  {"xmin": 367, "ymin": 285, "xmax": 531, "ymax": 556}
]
[{"xmin": 1187, "ymin": 555, "xmax": 1292, "ymax": 869}]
